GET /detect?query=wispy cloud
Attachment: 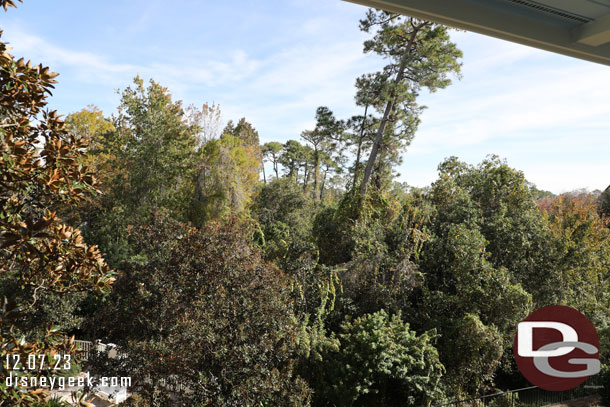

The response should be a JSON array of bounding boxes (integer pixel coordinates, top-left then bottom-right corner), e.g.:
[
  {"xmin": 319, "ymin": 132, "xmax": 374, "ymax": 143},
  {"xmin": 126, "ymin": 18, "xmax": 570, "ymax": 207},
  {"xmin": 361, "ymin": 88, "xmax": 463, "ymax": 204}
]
[
  {"xmin": 4, "ymin": 3, "xmax": 609, "ymax": 193},
  {"xmin": 402, "ymin": 32, "xmax": 610, "ymax": 192}
]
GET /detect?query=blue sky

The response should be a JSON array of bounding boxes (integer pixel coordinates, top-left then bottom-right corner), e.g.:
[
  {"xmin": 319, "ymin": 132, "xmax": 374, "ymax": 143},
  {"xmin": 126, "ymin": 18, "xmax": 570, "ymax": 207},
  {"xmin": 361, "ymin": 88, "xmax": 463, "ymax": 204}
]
[{"xmin": 3, "ymin": 0, "xmax": 610, "ymax": 193}]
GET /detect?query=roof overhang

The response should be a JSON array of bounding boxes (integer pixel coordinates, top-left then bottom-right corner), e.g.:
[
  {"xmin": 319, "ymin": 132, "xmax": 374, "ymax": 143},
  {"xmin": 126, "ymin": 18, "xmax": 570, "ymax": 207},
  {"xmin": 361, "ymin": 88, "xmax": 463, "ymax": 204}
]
[{"xmin": 344, "ymin": 0, "xmax": 610, "ymax": 66}]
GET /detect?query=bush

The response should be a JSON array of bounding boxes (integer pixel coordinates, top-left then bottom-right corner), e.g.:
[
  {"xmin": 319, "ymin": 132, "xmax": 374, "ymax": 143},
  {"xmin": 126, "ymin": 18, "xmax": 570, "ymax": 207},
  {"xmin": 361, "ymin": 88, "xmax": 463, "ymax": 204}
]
[
  {"xmin": 488, "ymin": 393, "xmax": 519, "ymax": 407},
  {"xmin": 90, "ymin": 213, "xmax": 310, "ymax": 406},
  {"xmin": 308, "ymin": 310, "xmax": 445, "ymax": 407}
]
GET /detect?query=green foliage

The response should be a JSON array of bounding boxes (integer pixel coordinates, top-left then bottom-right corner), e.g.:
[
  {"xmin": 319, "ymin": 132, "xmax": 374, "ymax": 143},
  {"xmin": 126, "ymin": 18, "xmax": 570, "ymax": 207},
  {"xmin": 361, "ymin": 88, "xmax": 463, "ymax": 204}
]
[
  {"xmin": 543, "ymin": 195, "xmax": 610, "ymax": 321},
  {"xmin": 262, "ymin": 141, "xmax": 283, "ymax": 180},
  {"xmin": 4, "ymin": 3, "xmax": 609, "ymax": 404},
  {"xmin": 79, "ymin": 77, "xmax": 203, "ymax": 267},
  {"xmin": 65, "ymin": 105, "xmax": 115, "ymax": 189},
  {"xmin": 195, "ymin": 133, "xmax": 260, "ymax": 223},
  {"xmin": 439, "ymin": 314, "xmax": 504, "ymax": 397},
  {"xmin": 223, "ymin": 117, "xmax": 261, "ymax": 148},
  {"xmin": 120, "ymin": 393, "xmax": 151, "ymax": 407},
  {"xmin": 280, "ymin": 139, "xmax": 308, "ymax": 180},
  {"xmin": 357, "ymin": 10, "xmax": 462, "ymax": 193},
  {"xmin": 0, "ymin": 16, "xmax": 114, "ymax": 405},
  {"xmin": 423, "ymin": 156, "xmax": 544, "ymax": 305},
  {"xmin": 38, "ymin": 396, "xmax": 69, "ymax": 407},
  {"xmin": 416, "ymin": 157, "xmax": 542, "ymax": 395},
  {"xmin": 90, "ymin": 213, "xmax": 310, "ymax": 406},
  {"xmin": 600, "ymin": 186, "xmax": 610, "ymax": 216},
  {"xmin": 488, "ymin": 393, "xmax": 518, "ymax": 407},
  {"xmin": 253, "ymin": 178, "xmax": 312, "ymax": 261},
  {"xmin": 600, "ymin": 327, "xmax": 610, "ymax": 365},
  {"xmin": 308, "ymin": 310, "xmax": 444, "ymax": 407},
  {"xmin": 301, "ymin": 106, "xmax": 345, "ymax": 201},
  {"xmin": 110, "ymin": 76, "xmax": 199, "ymax": 220},
  {"xmin": 314, "ymin": 190, "xmax": 431, "ymax": 324},
  {"xmin": 222, "ymin": 117, "xmax": 263, "ymax": 189}
]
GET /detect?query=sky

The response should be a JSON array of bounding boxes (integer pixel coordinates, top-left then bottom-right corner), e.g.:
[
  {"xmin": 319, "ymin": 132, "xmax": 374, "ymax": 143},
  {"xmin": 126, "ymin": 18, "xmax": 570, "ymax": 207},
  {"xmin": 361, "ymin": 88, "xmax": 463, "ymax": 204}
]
[{"xmin": 3, "ymin": 0, "xmax": 610, "ymax": 193}]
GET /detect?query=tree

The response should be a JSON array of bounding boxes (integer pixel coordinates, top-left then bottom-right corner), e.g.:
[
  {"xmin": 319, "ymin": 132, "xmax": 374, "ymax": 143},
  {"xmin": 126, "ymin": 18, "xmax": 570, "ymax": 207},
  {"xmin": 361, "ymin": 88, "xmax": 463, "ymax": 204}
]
[
  {"xmin": 600, "ymin": 185, "xmax": 610, "ymax": 216},
  {"xmin": 543, "ymin": 194, "xmax": 610, "ymax": 321},
  {"xmin": 195, "ymin": 134, "xmax": 260, "ymax": 224},
  {"xmin": 65, "ymin": 105, "xmax": 114, "ymax": 145},
  {"xmin": 301, "ymin": 107, "xmax": 344, "ymax": 201},
  {"xmin": 223, "ymin": 118, "xmax": 264, "ymax": 185},
  {"xmin": 426, "ymin": 156, "xmax": 554, "ymax": 305},
  {"xmin": 308, "ymin": 310, "xmax": 445, "ymax": 407},
  {"xmin": 279, "ymin": 140, "xmax": 307, "ymax": 180},
  {"xmin": 439, "ymin": 314, "xmax": 504, "ymax": 397},
  {"xmin": 417, "ymin": 222, "xmax": 530, "ymax": 395},
  {"xmin": 65, "ymin": 105, "xmax": 115, "ymax": 191},
  {"xmin": 0, "ymin": 21, "xmax": 114, "ymax": 405},
  {"xmin": 319, "ymin": 150, "xmax": 343, "ymax": 200},
  {"xmin": 90, "ymin": 213, "xmax": 310, "ymax": 406},
  {"xmin": 223, "ymin": 117, "xmax": 260, "ymax": 147},
  {"xmin": 263, "ymin": 141, "xmax": 283, "ymax": 180},
  {"xmin": 185, "ymin": 101, "xmax": 222, "ymax": 146},
  {"xmin": 79, "ymin": 77, "xmax": 201, "ymax": 268},
  {"xmin": 346, "ymin": 75, "xmax": 381, "ymax": 193},
  {"xmin": 358, "ymin": 10, "xmax": 462, "ymax": 194},
  {"xmin": 109, "ymin": 76, "xmax": 199, "ymax": 219}
]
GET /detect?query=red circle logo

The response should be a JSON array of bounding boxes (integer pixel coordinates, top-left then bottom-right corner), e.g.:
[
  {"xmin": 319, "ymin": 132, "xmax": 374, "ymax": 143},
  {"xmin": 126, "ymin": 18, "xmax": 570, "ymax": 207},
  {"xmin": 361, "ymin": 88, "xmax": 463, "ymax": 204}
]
[{"xmin": 513, "ymin": 305, "xmax": 600, "ymax": 391}]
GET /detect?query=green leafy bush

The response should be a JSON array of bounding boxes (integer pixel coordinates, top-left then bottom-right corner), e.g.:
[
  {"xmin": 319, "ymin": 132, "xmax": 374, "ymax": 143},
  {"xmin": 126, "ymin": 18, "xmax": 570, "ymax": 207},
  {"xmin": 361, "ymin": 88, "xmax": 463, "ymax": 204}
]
[{"xmin": 308, "ymin": 310, "xmax": 444, "ymax": 407}]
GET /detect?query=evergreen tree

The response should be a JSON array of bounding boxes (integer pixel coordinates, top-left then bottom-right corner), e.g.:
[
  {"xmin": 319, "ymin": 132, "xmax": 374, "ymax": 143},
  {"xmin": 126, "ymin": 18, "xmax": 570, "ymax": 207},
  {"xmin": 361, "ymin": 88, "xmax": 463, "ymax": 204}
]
[{"xmin": 358, "ymin": 10, "xmax": 462, "ymax": 194}]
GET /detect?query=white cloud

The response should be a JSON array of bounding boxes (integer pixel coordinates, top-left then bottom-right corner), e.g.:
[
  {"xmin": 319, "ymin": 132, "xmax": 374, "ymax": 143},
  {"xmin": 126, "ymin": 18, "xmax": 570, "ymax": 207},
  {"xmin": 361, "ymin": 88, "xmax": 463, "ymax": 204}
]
[
  {"xmin": 4, "ymin": 24, "xmax": 138, "ymax": 81},
  {"xmin": 6, "ymin": 6, "xmax": 608, "ymax": 193},
  {"xmin": 401, "ymin": 32, "xmax": 610, "ymax": 192}
]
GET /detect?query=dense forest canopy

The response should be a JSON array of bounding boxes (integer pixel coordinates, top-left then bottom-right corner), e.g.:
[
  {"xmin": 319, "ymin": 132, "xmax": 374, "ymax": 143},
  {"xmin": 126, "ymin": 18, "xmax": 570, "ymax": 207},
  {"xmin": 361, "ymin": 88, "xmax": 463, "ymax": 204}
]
[{"xmin": 1, "ymin": 2, "xmax": 609, "ymax": 406}]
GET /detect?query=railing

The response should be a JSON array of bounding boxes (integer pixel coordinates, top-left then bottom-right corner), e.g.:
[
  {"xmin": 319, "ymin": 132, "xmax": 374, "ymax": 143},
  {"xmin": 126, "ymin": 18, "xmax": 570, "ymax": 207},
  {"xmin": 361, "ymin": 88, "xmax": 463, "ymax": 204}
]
[
  {"xmin": 74, "ymin": 339, "xmax": 93, "ymax": 361},
  {"xmin": 434, "ymin": 376, "xmax": 603, "ymax": 407},
  {"xmin": 73, "ymin": 339, "xmax": 128, "ymax": 405}
]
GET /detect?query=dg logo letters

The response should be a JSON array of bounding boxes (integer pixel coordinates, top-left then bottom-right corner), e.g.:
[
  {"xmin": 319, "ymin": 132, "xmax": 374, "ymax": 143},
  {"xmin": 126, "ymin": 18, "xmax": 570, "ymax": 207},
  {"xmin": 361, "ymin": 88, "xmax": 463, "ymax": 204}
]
[{"xmin": 513, "ymin": 305, "xmax": 600, "ymax": 391}]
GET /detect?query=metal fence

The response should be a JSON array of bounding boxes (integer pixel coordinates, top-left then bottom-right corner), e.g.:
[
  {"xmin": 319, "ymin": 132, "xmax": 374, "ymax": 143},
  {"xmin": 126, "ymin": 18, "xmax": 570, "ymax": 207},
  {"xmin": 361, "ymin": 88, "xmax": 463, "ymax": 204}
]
[
  {"xmin": 434, "ymin": 376, "xmax": 603, "ymax": 407},
  {"xmin": 74, "ymin": 339, "xmax": 93, "ymax": 361}
]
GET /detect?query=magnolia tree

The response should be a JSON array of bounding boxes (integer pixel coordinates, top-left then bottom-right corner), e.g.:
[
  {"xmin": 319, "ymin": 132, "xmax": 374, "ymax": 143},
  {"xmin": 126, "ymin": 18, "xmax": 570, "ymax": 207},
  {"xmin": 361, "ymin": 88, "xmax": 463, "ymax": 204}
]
[{"xmin": 1, "ymin": 2, "xmax": 115, "ymax": 404}]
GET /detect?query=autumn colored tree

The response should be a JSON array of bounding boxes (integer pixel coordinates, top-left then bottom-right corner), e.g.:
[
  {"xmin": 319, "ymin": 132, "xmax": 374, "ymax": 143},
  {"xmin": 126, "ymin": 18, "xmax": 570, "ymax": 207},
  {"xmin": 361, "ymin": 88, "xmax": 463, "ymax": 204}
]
[
  {"xmin": 65, "ymin": 105, "xmax": 114, "ymax": 143},
  {"xmin": 222, "ymin": 117, "xmax": 264, "ymax": 183},
  {"xmin": 600, "ymin": 185, "xmax": 610, "ymax": 216},
  {"xmin": 543, "ymin": 194, "xmax": 610, "ymax": 320},
  {"xmin": 64, "ymin": 106, "xmax": 115, "ymax": 200},
  {"xmin": 186, "ymin": 101, "xmax": 222, "ymax": 146},
  {"xmin": 0, "ymin": 17, "xmax": 114, "ymax": 406},
  {"xmin": 195, "ymin": 133, "xmax": 260, "ymax": 224}
]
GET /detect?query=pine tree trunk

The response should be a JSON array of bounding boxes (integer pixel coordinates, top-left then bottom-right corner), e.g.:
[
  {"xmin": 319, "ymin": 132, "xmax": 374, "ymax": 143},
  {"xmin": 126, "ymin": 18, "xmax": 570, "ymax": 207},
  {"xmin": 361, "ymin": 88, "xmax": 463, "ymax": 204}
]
[
  {"xmin": 313, "ymin": 147, "xmax": 320, "ymax": 201},
  {"xmin": 359, "ymin": 25, "xmax": 422, "ymax": 195},
  {"xmin": 352, "ymin": 104, "xmax": 368, "ymax": 194}
]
